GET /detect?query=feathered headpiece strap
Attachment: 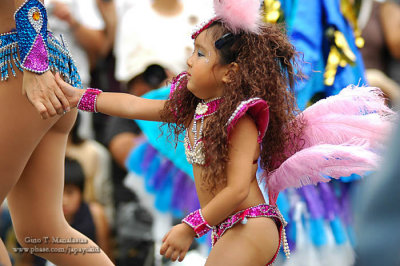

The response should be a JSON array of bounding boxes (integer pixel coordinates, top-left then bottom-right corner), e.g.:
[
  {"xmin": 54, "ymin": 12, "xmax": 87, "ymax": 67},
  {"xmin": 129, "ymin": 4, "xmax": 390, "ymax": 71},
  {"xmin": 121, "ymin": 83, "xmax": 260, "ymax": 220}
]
[{"xmin": 192, "ymin": 0, "xmax": 262, "ymax": 39}]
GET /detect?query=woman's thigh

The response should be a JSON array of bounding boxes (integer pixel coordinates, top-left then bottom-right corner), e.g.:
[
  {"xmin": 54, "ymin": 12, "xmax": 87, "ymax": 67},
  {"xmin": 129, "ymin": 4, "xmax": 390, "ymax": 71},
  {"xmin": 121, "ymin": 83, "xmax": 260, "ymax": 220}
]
[
  {"xmin": 206, "ymin": 217, "xmax": 280, "ymax": 266},
  {"xmin": 6, "ymin": 110, "xmax": 116, "ymax": 266},
  {"xmin": 7, "ymin": 109, "xmax": 77, "ymax": 234},
  {"xmin": 0, "ymin": 76, "xmax": 60, "ymax": 204}
]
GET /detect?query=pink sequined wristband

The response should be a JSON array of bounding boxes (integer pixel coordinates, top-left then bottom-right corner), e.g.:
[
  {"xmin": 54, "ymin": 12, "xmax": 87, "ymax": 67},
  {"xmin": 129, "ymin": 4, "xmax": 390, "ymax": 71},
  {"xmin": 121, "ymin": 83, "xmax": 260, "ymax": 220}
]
[
  {"xmin": 182, "ymin": 209, "xmax": 212, "ymax": 238},
  {"xmin": 77, "ymin": 88, "xmax": 102, "ymax": 112}
]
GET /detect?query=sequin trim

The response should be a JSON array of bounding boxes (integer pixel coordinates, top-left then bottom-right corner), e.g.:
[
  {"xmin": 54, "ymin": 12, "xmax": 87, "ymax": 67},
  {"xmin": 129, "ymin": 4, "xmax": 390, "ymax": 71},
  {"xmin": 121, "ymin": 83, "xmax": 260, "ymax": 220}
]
[
  {"xmin": 0, "ymin": 30, "xmax": 82, "ymax": 87},
  {"xmin": 182, "ymin": 209, "xmax": 212, "ymax": 238},
  {"xmin": 15, "ymin": 0, "xmax": 49, "ymax": 73},
  {"xmin": 77, "ymin": 88, "xmax": 102, "ymax": 112},
  {"xmin": 0, "ymin": 31, "xmax": 23, "ymax": 81},
  {"xmin": 211, "ymin": 204, "xmax": 290, "ymax": 262},
  {"xmin": 191, "ymin": 17, "xmax": 219, "ymax": 39},
  {"xmin": 226, "ymin": 97, "xmax": 262, "ymax": 126}
]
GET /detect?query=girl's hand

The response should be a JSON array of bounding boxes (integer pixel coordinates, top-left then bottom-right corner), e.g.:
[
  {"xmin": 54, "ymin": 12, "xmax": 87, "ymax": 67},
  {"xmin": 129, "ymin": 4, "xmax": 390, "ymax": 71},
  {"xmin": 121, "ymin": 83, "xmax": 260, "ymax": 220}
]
[
  {"xmin": 55, "ymin": 73, "xmax": 84, "ymax": 109},
  {"xmin": 160, "ymin": 223, "xmax": 195, "ymax": 262},
  {"xmin": 22, "ymin": 71, "xmax": 70, "ymax": 119}
]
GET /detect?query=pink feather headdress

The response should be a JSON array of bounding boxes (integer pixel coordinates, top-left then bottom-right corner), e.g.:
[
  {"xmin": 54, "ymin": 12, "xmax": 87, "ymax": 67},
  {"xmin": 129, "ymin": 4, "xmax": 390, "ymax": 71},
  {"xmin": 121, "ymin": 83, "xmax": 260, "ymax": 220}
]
[{"xmin": 192, "ymin": 0, "xmax": 262, "ymax": 39}]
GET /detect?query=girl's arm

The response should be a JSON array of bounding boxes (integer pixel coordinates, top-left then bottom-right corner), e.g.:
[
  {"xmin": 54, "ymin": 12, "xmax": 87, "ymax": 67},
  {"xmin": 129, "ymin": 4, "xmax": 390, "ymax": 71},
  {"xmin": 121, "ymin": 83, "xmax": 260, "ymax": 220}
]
[
  {"xmin": 55, "ymin": 73, "xmax": 167, "ymax": 122},
  {"xmin": 160, "ymin": 116, "xmax": 260, "ymax": 262},
  {"xmin": 201, "ymin": 115, "xmax": 260, "ymax": 225}
]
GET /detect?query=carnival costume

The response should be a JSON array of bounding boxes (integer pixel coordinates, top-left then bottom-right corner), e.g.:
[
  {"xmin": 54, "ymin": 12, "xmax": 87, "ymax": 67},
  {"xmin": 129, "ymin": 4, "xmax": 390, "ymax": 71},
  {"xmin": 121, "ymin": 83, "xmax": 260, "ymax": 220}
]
[
  {"xmin": 0, "ymin": 0, "xmax": 81, "ymax": 87},
  {"xmin": 76, "ymin": 0, "xmax": 395, "ymax": 264},
  {"xmin": 78, "ymin": 75, "xmax": 394, "ymax": 265}
]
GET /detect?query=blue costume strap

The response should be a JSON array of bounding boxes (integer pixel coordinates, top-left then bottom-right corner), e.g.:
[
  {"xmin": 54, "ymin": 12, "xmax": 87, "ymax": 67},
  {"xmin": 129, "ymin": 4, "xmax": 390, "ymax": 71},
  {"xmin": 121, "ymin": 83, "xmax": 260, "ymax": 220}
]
[
  {"xmin": 15, "ymin": 0, "xmax": 49, "ymax": 73},
  {"xmin": 47, "ymin": 32, "xmax": 82, "ymax": 88},
  {"xmin": 0, "ymin": 31, "xmax": 23, "ymax": 81},
  {"xmin": 0, "ymin": 30, "xmax": 82, "ymax": 87}
]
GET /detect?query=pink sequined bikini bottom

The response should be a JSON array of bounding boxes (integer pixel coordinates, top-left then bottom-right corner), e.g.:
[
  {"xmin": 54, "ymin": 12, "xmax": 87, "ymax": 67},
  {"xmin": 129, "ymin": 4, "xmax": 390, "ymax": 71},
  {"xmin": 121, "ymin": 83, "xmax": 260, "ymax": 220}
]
[{"xmin": 211, "ymin": 203, "xmax": 285, "ymax": 265}]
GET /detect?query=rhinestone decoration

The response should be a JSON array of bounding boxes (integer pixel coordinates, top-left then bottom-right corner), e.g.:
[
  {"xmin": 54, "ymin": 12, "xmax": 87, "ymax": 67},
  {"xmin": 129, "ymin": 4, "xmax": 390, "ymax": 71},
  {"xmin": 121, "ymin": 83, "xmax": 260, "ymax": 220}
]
[
  {"xmin": 0, "ymin": 29, "xmax": 81, "ymax": 87},
  {"xmin": 226, "ymin": 97, "xmax": 262, "ymax": 126},
  {"xmin": 211, "ymin": 204, "xmax": 290, "ymax": 260},
  {"xmin": 28, "ymin": 7, "xmax": 43, "ymax": 33},
  {"xmin": 191, "ymin": 17, "xmax": 218, "ymax": 39},
  {"xmin": 15, "ymin": 0, "xmax": 49, "ymax": 73},
  {"xmin": 78, "ymin": 88, "xmax": 102, "ymax": 112},
  {"xmin": 184, "ymin": 97, "xmax": 222, "ymax": 165},
  {"xmin": 0, "ymin": 30, "xmax": 23, "ymax": 81},
  {"xmin": 182, "ymin": 209, "xmax": 212, "ymax": 238},
  {"xmin": 195, "ymin": 102, "xmax": 208, "ymax": 115}
]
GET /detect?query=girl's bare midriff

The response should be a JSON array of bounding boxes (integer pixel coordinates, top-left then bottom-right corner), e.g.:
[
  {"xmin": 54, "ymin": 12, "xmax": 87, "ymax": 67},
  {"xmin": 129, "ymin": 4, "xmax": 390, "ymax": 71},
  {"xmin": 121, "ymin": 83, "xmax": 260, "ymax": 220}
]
[{"xmin": 190, "ymin": 117, "xmax": 266, "ymax": 214}]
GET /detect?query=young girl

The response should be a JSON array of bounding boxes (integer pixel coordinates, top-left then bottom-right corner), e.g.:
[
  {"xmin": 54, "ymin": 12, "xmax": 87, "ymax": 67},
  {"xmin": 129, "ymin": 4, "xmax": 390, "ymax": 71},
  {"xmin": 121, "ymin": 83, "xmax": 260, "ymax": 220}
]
[{"xmin": 56, "ymin": 1, "xmax": 391, "ymax": 265}]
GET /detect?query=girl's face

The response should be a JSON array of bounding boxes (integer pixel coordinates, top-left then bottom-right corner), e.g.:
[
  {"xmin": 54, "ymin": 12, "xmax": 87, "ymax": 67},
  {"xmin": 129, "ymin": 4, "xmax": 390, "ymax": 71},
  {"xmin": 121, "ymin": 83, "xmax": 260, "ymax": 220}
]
[
  {"xmin": 62, "ymin": 184, "xmax": 82, "ymax": 218},
  {"xmin": 186, "ymin": 29, "xmax": 229, "ymax": 100}
]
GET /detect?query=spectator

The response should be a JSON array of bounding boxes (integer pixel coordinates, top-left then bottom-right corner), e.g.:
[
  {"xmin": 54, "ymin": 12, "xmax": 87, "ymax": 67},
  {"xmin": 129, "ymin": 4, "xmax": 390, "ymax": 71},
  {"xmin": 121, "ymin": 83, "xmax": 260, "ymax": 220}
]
[
  {"xmin": 62, "ymin": 157, "xmax": 113, "ymax": 259},
  {"xmin": 360, "ymin": 0, "xmax": 400, "ymax": 105},
  {"xmin": 66, "ymin": 113, "xmax": 114, "ymax": 228},
  {"xmin": 114, "ymin": 0, "xmax": 213, "ymax": 82}
]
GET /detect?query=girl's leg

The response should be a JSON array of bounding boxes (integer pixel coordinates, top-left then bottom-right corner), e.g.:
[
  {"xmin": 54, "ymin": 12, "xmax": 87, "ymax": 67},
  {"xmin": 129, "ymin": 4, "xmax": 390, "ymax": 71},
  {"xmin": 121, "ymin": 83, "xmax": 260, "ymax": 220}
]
[
  {"xmin": 7, "ymin": 110, "xmax": 114, "ymax": 265},
  {"xmin": 206, "ymin": 217, "xmax": 280, "ymax": 266}
]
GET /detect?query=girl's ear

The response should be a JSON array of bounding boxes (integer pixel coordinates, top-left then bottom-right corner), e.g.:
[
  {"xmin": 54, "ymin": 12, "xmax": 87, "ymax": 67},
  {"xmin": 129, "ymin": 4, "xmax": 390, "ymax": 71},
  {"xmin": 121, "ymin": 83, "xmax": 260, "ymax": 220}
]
[{"xmin": 222, "ymin": 62, "xmax": 239, "ymax": 84}]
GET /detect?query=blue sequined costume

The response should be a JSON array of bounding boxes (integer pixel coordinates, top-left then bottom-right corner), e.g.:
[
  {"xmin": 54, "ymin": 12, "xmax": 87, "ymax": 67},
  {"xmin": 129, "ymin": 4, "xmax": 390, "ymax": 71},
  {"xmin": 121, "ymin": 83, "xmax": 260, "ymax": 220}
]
[{"xmin": 0, "ymin": 29, "xmax": 81, "ymax": 88}]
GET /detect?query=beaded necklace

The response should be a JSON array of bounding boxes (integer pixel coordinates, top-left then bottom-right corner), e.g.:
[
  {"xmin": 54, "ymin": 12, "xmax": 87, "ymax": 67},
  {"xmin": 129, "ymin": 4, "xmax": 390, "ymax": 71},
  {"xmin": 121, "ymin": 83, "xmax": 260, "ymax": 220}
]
[{"xmin": 184, "ymin": 97, "xmax": 223, "ymax": 165}]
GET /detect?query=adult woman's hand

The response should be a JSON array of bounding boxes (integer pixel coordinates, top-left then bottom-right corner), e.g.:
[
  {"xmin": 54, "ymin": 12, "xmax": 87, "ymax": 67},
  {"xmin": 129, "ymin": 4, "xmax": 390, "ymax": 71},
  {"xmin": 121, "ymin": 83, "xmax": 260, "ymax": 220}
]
[{"xmin": 22, "ymin": 71, "xmax": 70, "ymax": 119}]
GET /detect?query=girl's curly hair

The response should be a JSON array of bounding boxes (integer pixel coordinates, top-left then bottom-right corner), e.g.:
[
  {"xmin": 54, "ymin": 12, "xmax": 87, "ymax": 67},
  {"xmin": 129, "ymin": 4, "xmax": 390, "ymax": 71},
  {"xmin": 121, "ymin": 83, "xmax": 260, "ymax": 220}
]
[{"xmin": 160, "ymin": 21, "xmax": 305, "ymax": 193}]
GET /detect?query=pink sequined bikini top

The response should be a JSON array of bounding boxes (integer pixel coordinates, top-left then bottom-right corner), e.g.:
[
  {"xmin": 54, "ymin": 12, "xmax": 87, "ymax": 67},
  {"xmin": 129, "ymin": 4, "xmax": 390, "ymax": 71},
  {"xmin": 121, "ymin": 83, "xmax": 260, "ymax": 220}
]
[{"xmin": 184, "ymin": 97, "xmax": 270, "ymax": 165}]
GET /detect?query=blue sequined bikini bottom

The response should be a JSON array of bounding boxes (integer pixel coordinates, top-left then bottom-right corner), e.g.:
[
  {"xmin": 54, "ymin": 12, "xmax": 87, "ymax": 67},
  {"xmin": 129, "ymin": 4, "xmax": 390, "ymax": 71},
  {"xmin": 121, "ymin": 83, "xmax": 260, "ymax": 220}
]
[{"xmin": 0, "ymin": 29, "xmax": 82, "ymax": 88}]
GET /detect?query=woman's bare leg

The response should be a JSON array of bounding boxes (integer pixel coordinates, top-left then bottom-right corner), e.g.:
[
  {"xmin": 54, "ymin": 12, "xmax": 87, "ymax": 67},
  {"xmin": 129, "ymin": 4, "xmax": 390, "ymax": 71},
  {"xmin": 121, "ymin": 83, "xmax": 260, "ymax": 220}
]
[
  {"xmin": 0, "ymin": 240, "xmax": 11, "ymax": 265},
  {"xmin": 7, "ymin": 108, "xmax": 114, "ymax": 265},
  {"xmin": 205, "ymin": 217, "xmax": 280, "ymax": 266},
  {"xmin": 0, "ymin": 73, "xmax": 61, "ymax": 265}
]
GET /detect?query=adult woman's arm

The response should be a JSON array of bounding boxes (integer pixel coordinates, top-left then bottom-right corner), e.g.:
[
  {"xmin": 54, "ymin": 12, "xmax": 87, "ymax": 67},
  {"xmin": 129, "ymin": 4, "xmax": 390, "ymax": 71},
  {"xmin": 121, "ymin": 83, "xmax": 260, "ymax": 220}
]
[{"xmin": 14, "ymin": 0, "xmax": 70, "ymax": 119}]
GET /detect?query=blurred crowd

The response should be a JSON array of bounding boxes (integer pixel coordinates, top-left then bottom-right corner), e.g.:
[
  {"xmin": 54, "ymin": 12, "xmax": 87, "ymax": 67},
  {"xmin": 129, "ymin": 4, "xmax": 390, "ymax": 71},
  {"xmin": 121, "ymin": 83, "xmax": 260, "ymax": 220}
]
[{"xmin": 0, "ymin": 0, "xmax": 399, "ymax": 265}]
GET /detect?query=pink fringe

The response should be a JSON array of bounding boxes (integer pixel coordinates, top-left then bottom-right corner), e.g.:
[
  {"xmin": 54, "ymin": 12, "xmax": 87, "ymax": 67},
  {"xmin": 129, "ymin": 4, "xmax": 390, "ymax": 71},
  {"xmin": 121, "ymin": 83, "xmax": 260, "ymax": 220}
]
[{"xmin": 213, "ymin": 0, "xmax": 262, "ymax": 34}]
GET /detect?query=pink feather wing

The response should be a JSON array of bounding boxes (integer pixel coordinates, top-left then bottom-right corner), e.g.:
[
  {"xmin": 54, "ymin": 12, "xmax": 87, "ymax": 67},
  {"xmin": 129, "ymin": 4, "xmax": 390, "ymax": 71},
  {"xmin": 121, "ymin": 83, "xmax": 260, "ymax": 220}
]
[
  {"xmin": 301, "ymin": 113, "xmax": 391, "ymax": 149},
  {"xmin": 267, "ymin": 141, "xmax": 379, "ymax": 193},
  {"xmin": 303, "ymin": 86, "xmax": 393, "ymax": 117}
]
